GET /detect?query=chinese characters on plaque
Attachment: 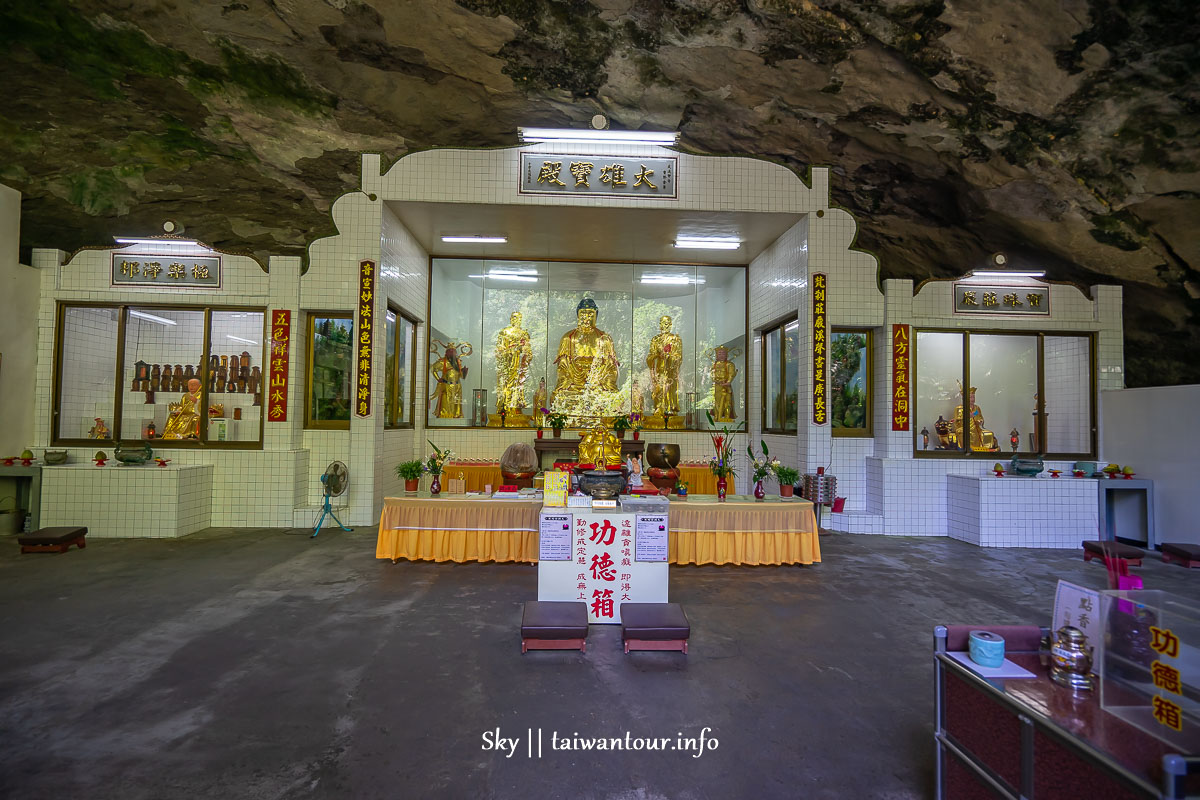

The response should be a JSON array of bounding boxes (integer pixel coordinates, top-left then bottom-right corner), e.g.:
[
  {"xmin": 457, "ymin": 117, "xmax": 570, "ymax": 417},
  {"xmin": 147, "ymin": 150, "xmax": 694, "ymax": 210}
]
[
  {"xmin": 112, "ymin": 254, "xmax": 221, "ymax": 288},
  {"xmin": 356, "ymin": 259, "xmax": 376, "ymax": 418},
  {"xmin": 519, "ymin": 153, "xmax": 677, "ymax": 199},
  {"xmin": 537, "ymin": 510, "xmax": 668, "ymax": 623},
  {"xmin": 953, "ymin": 283, "xmax": 1050, "ymax": 315},
  {"xmin": 1149, "ymin": 623, "xmax": 1184, "ymax": 733},
  {"xmin": 892, "ymin": 324, "xmax": 910, "ymax": 431},
  {"xmin": 634, "ymin": 514, "xmax": 668, "ymax": 562},
  {"xmin": 267, "ymin": 310, "xmax": 291, "ymax": 422},
  {"xmin": 812, "ymin": 273, "xmax": 828, "ymax": 425},
  {"xmin": 538, "ymin": 513, "xmax": 572, "ymax": 562}
]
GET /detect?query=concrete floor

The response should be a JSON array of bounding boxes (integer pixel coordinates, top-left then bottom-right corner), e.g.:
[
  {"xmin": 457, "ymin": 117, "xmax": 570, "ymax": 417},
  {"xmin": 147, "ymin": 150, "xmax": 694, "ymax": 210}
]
[{"xmin": 0, "ymin": 529, "xmax": 1196, "ymax": 800}]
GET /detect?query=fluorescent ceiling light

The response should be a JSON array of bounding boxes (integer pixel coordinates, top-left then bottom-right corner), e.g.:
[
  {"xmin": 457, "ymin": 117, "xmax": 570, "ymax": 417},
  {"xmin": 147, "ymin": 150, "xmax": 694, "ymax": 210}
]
[
  {"xmin": 967, "ymin": 270, "xmax": 1046, "ymax": 278},
  {"xmin": 441, "ymin": 235, "xmax": 508, "ymax": 244},
  {"xmin": 227, "ymin": 335, "xmax": 258, "ymax": 345},
  {"xmin": 115, "ymin": 237, "xmax": 200, "ymax": 247},
  {"xmin": 467, "ymin": 273, "xmax": 538, "ymax": 282},
  {"xmin": 129, "ymin": 310, "xmax": 177, "ymax": 326},
  {"xmin": 674, "ymin": 237, "xmax": 742, "ymax": 250},
  {"xmin": 640, "ymin": 275, "xmax": 706, "ymax": 285},
  {"xmin": 519, "ymin": 127, "xmax": 679, "ymax": 145}
]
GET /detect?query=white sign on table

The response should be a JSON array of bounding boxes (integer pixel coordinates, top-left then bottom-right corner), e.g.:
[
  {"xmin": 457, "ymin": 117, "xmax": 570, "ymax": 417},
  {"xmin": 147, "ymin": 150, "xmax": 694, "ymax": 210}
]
[
  {"xmin": 539, "ymin": 513, "xmax": 573, "ymax": 561},
  {"xmin": 635, "ymin": 514, "xmax": 668, "ymax": 562},
  {"xmin": 538, "ymin": 508, "xmax": 668, "ymax": 624},
  {"xmin": 1053, "ymin": 579, "xmax": 1104, "ymax": 664}
]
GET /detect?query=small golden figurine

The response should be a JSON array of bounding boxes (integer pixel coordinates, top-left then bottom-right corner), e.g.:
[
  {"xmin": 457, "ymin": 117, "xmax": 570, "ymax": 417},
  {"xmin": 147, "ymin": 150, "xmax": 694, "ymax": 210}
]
[
  {"xmin": 578, "ymin": 423, "xmax": 623, "ymax": 467},
  {"xmin": 429, "ymin": 340, "xmax": 472, "ymax": 419},
  {"xmin": 88, "ymin": 418, "xmax": 110, "ymax": 439}
]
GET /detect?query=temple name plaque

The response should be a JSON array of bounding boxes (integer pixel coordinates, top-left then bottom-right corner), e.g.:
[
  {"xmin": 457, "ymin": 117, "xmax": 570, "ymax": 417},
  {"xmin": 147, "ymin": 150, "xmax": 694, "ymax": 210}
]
[
  {"xmin": 635, "ymin": 514, "xmax": 668, "ymax": 562},
  {"xmin": 519, "ymin": 153, "xmax": 677, "ymax": 199},
  {"xmin": 539, "ymin": 513, "xmax": 572, "ymax": 562},
  {"xmin": 112, "ymin": 254, "xmax": 221, "ymax": 288},
  {"xmin": 953, "ymin": 282, "xmax": 1050, "ymax": 315}
]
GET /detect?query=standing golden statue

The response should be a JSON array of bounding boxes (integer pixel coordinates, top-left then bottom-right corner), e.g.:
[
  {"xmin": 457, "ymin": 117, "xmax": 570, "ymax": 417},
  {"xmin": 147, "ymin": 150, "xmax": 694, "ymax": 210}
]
[
  {"xmin": 551, "ymin": 298, "xmax": 619, "ymax": 418},
  {"xmin": 949, "ymin": 382, "xmax": 997, "ymax": 451},
  {"xmin": 646, "ymin": 315, "xmax": 683, "ymax": 416},
  {"xmin": 710, "ymin": 345, "xmax": 742, "ymax": 422},
  {"xmin": 429, "ymin": 340, "xmax": 472, "ymax": 419},
  {"xmin": 532, "ymin": 378, "xmax": 547, "ymax": 427},
  {"xmin": 490, "ymin": 311, "xmax": 533, "ymax": 426},
  {"xmin": 162, "ymin": 378, "xmax": 203, "ymax": 439}
]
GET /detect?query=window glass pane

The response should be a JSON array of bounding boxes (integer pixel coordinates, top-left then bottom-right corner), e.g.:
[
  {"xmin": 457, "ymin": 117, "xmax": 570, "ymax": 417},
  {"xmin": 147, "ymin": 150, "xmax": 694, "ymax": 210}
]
[
  {"xmin": 764, "ymin": 327, "xmax": 781, "ymax": 430},
  {"xmin": 783, "ymin": 320, "xmax": 800, "ymax": 431},
  {"xmin": 831, "ymin": 330, "xmax": 869, "ymax": 432},
  {"xmin": 399, "ymin": 316, "xmax": 414, "ymax": 426},
  {"xmin": 428, "ymin": 260, "xmax": 484, "ymax": 426},
  {"xmin": 968, "ymin": 334, "xmax": 1037, "ymax": 453},
  {"xmin": 58, "ymin": 306, "xmax": 118, "ymax": 440},
  {"xmin": 915, "ymin": 331, "xmax": 963, "ymax": 451},
  {"xmin": 1045, "ymin": 335, "xmax": 1092, "ymax": 453},
  {"xmin": 310, "ymin": 316, "xmax": 353, "ymax": 423},
  {"xmin": 484, "ymin": 261, "xmax": 547, "ymax": 425},
  {"xmin": 696, "ymin": 266, "xmax": 746, "ymax": 428},
  {"xmin": 122, "ymin": 307, "xmax": 205, "ymax": 441},
  {"xmin": 207, "ymin": 310, "xmax": 264, "ymax": 442},
  {"xmin": 385, "ymin": 310, "xmax": 397, "ymax": 426}
]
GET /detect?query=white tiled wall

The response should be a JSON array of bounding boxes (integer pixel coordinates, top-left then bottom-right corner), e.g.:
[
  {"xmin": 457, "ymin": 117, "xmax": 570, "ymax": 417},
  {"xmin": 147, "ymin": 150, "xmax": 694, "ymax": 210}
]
[
  {"xmin": 40, "ymin": 464, "xmax": 212, "ymax": 538},
  {"xmin": 947, "ymin": 474, "xmax": 1098, "ymax": 548}
]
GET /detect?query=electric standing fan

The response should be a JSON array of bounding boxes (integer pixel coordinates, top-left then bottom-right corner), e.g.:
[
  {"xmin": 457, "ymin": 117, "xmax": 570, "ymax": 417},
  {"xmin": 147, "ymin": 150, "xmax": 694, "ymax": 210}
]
[{"xmin": 312, "ymin": 460, "xmax": 351, "ymax": 537}]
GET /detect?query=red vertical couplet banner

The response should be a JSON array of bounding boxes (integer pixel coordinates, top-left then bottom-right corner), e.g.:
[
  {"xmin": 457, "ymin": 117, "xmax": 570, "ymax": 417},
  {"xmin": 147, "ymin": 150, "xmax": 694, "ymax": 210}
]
[
  {"xmin": 892, "ymin": 324, "xmax": 910, "ymax": 431},
  {"xmin": 356, "ymin": 259, "xmax": 376, "ymax": 418},
  {"xmin": 267, "ymin": 310, "xmax": 291, "ymax": 422},
  {"xmin": 812, "ymin": 273, "xmax": 828, "ymax": 425}
]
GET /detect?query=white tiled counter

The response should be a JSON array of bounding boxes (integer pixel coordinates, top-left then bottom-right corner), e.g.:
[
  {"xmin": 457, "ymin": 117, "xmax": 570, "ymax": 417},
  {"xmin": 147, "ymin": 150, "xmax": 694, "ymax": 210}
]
[
  {"xmin": 946, "ymin": 474, "xmax": 1098, "ymax": 548},
  {"xmin": 39, "ymin": 464, "xmax": 213, "ymax": 538}
]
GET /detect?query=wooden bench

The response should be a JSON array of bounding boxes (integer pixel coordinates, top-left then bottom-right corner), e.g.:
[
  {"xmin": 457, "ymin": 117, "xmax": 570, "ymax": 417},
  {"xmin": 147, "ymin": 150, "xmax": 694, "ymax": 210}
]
[
  {"xmin": 1162, "ymin": 542, "xmax": 1200, "ymax": 568},
  {"xmin": 1082, "ymin": 539, "xmax": 1144, "ymax": 567},
  {"xmin": 18, "ymin": 526, "xmax": 88, "ymax": 554},
  {"xmin": 520, "ymin": 601, "xmax": 588, "ymax": 654},
  {"xmin": 621, "ymin": 602, "xmax": 689, "ymax": 654}
]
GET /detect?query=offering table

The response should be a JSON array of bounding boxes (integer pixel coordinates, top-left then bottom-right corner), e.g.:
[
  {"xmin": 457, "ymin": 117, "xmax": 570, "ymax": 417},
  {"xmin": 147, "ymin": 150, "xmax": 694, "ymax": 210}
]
[{"xmin": 376, "ymin": 494, "xmax": 820, "ymax": 566}]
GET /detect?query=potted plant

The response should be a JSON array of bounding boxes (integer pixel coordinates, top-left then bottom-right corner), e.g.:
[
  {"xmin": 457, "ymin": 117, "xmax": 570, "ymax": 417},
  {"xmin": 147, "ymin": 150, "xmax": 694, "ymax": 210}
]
[
  {"xmin": 424, "ymin": 440, "xmax": 453, "ymax": 495},
  {"xmin": 747, "ymin": 441, "xmax": 780, "ymax": 502},
  {"xmin": 774, "ymin": 465, "xmax": 799, "ymax": 498},
  {"xmin": 612, "ymin": 414, "xmax": 632, "ymax": 440},
  {"xmin": 396, "ymin": 460, "xmax": 424, "ymax": 493},
  {"xmin": 674, "ymin": 478, "xmax": 689, "ymax": 499},
  {"xmin": 543, "ymin": 409, "xmax": 568, "ymax": 438},
  {"xmin": 706, "ymin": 411, "xmax": 737, "ymax": 501}
]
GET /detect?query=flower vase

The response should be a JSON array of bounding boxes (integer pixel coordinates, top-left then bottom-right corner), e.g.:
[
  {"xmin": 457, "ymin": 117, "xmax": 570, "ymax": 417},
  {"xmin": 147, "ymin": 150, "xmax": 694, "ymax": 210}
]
[
  {"xmin": 430, "ymin": 475, "xmax": 441, "ymax": 495},
  {"xmin": 632, "ymin": 430, "xmax": 640, "ymax": 440},
  {"xmin": 536, "ymin": 428, "xmax": 544, "ymax": 439},
  {"xmin": 754, "ymin": 480, "xmax": 765, "ymax": 501},
  {"xmin": 552, "ymin": 428, "xmax": 562, "ymax": 438},
  {"xmin": 717, "ymin": 477, "xmax": 727, "ymax": 502}
]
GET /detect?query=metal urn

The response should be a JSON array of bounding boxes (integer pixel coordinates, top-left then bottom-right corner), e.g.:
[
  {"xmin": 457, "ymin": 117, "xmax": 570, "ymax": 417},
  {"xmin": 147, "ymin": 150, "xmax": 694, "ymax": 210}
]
[{"xmin": 1049, "ymin": 625, "xmax": 1094, "ymax": 691}]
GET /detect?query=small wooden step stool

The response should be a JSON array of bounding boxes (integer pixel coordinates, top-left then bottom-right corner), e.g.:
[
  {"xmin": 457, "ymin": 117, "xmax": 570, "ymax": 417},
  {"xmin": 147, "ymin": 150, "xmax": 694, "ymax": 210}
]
[{"xmin": 18, "ymin": 526, "xmax": 88, "ymax": 554}]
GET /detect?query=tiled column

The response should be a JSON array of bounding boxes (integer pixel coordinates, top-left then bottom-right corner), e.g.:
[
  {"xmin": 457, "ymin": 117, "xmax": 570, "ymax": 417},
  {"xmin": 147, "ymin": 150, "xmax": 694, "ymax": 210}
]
[{"xmin": 30, "ymin": 249, "xmax": 66, "ymax": 448}]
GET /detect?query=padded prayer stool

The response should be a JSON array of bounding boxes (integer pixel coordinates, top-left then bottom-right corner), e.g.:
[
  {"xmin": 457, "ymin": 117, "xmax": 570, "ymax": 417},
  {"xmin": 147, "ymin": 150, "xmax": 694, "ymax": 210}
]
[
  {"xmin": 521, "ymin": 601, "xmax": 588, "ymax": 654},
  {"xmin": 1082, "ymin": 539, "xmax": 1144, "ymax": 568},
  {"xmin": 18, "ymin": 526, "xmax": 87, "ymax": 554},
  {"xmin": 1161, "ymin": 542, "xmax": 1200, "ymax": 568},
  {"xmin": 621, "ymin": 602, "xmax": 689, "ymax": 654}
]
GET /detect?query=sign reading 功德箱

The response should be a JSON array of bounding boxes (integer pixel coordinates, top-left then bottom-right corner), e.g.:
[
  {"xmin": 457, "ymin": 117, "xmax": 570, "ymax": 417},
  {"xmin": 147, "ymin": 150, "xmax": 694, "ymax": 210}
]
[
  {"xmin": 355, "ymin": 259, "xmax": 375, "ymax": 418},
  {"xmin": 519, "ymin": 153, "xmax": 677, "ymax": 199},
  {"xmin": 267, "ymin": 310, "xmax": 290, "ymax": 422},
  {"xmin": 892, "ymin": 324, "xmax": 910, "ymax": 431},
  {"xmin": 537, "ymin": 509, "xmax": 668, "ymax": 623}
]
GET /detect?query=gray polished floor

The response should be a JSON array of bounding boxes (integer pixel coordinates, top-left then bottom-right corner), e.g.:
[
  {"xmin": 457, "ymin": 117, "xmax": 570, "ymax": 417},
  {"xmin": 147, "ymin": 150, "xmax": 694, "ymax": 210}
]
[{"xmin": 0, "ymin": 528, "xmax": 1195, "ymax": 799}]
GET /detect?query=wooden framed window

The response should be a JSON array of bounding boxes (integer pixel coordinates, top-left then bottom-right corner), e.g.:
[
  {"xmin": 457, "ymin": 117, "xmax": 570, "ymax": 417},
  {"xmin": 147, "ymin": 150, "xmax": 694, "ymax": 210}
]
[
  {"xmin": 305, "ymin": 313, "xmax": 353, "ymax": 429},
  {"xmin": 384, "ymin": 307, "xmax": 417, "ymax": 428},
  {"xmin": 761, "ymin": 318, "xmax": 799, "ymax": 434},
  {"xmin": 830, "ymin": 328, "xmax": 872, "ymax": 437}
]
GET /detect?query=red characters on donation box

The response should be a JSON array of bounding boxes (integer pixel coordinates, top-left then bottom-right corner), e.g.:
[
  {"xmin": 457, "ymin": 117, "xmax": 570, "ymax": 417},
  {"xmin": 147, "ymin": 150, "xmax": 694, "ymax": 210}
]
[
  {"xmin": 891, "ymin": 324, "xmax": 910, "ymax": 431},
  {"xmin": 267, "ymin": 310, "xmax": 291, "ymax": 422},
  {"xmin": 355, "ymin": 259, "xmax": 377, "ymax": 418},
  {"xmin": 813, "ymin": 274, "xmax": 828, "ymax": 424},
  {"xmin": 573, "ymin": 515, "xmax": 635, "ymax": 621}
]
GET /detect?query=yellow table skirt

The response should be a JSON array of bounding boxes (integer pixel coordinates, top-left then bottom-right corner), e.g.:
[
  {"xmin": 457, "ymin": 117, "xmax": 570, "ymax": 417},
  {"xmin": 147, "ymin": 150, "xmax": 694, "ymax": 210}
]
[
  {"xmin": 376, "ymin": 495, "xmax": 819, "ymax": 566},
  {"xmin": 443, "ymin": 462, "xmax": 504, "ymax": 493},
  {"xmin": 678, "ymin": 465, "xmax": 718, "ymax": 495}
]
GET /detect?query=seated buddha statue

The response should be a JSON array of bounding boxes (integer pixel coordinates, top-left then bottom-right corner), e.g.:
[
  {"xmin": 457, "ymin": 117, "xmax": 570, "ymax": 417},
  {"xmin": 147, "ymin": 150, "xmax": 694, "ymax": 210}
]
[
  {"xmin": 161, "ymin": 378, "xmax": 202, "ymax": 440},
  {"xmin": 949, "ymin": 385, "xmax": 997, "ymax": 451},
  {"xmin": 578, "ymin": 424, "xmax": 623, "ymax": 468},
  {"xmin": 551, "ymin": 298, "xmax": 619, "ymax": 418}
]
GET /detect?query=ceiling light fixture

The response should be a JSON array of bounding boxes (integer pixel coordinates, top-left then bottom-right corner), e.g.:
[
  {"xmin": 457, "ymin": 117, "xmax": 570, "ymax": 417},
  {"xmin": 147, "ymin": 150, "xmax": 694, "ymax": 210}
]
[
  {"xmin": 129, "ymin": 310, "xmax": 177, "ymax": 326},
  {"xmin": 640, "ymin": 275, "xmax": 706, "ymax": 285},
  {"xmin": 967, "ymin": 270, "xmax": 1046, "ymax": 279},
  {"xmin": 518, "ymin": 127, "xmax": 679, "ymax": 146},
  {"xmin": 115, "ymin": 237, "xmax": 201, "ymax": 247},
  {"xmin": 226, "ymin": 335, "xmax": 258, "ymax": 345},
  {"xmin": 674, "ymin": 237, "xmax": 742, "ymax": 250},
  {"xmin": 441, "ymin": 235, "xmax": 508, "ymax": 244}
]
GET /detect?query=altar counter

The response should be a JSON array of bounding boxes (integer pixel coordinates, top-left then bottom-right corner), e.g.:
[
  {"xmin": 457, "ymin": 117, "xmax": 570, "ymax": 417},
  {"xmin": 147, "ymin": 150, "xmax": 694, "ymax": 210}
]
[
  {"xmin": 947, "ymin": 474, "xmax": 1098, "ymax": 548},
  {"xmin": 376, "ymin": 495, "xmax": 820, "ymax": 566},
  {"xmin": 40, "ymin": 463, "xmax": 213, "ymax": 538}
]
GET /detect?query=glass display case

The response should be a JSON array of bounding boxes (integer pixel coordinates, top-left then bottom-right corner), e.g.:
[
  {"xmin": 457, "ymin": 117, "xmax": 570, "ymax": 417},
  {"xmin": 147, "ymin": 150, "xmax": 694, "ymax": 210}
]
[
  {"xmin": 426, "ymin": 259, "xmax": 747, "ymax": 430},
  {"xmin": 56, "ymin": 305, "xmax": 118, "ymax": 441}
]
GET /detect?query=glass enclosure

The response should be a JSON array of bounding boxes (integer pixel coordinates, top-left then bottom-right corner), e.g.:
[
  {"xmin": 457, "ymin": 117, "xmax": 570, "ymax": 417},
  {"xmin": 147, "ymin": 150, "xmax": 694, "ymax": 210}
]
[
  {"xmin": 914, "ymin": 329, "xmax": 1094, "ymax": 456},
  {"xmin": 208, "ymin": 310, "xmax": 265, "ymax": 442},
  {"xmin": 426, "ymin": 259, "xmax": 747, "ymax": 429},
  {"xmin": 307, "ymin": 315, "xmax": 353, "ymax": 427},
  {"xmin": 830, "ymin": 329, "xmax": 870, "ymax": 436},
  {"xmin": 384, "ymin": 310, "xmax": 417, "ymax": 428},
  {"xmin": 56, "ymin": 306, "xmax": 118, "ymax": 441}
]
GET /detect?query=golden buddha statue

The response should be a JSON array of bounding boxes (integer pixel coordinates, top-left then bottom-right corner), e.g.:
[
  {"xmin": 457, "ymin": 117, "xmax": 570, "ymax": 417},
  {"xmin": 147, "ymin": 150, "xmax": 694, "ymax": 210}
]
[
  {"xmin": 948, "ymin": 384, "xmax": 997, "ymax": 451},
  {"xmin": 711, "ymin": 346, "xmax": 740, "ymax": 422},
  {"xmin": 646, "ymin": 315, "xmax": 683, "ymax": 418},
  {"xmin": 491, "ymin": 311, "xmax": 533, "ymax": 425},
  {"xmin": 429, "ymin": 341, "xmax": 471, "ymax": 419},
  {"xmin": 161, "ymin": 378, "xmax": 202, "ymax": 440},
  {"xmin": 578, "ymin": 424, "xmax": 623, "ymax": 467},
  {"xmin": 551, "ymin": 298, "xmax": 619, "ymax": 417}
]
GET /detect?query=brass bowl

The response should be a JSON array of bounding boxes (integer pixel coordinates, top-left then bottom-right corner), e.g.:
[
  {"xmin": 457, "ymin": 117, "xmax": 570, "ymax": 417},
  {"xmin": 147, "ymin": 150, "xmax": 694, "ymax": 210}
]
[
  {"xmin": 578, "ymin": 469, "xmax": 627, "ymax": 500},
  {"xmin": 114, "ymin": 441, "xmax": 154, "ymax": 465},
  {"xmin": 43, "ymin": 450, "xmax": 69, "ymax": 465},
  {"xmin": 645, "ymin": 443, "xmax": 680, "ymax": 470}
]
